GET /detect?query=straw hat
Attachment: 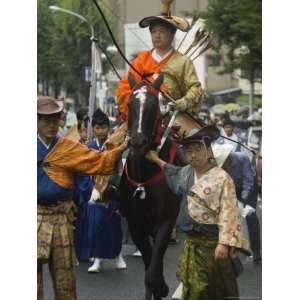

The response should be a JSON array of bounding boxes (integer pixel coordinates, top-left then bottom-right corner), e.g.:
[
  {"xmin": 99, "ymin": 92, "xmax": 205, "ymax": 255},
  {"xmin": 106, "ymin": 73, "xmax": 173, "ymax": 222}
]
[
  {"xmin": 37, "ymin": 96, "xmax": 64, "ymax": 115},
  {"xmin": 139, "ymin": 0, "xmax": 190, "ymax": 32},
  {"xmin": 211, "ymin": 144, "xmax": 234, "ymax": 167}
]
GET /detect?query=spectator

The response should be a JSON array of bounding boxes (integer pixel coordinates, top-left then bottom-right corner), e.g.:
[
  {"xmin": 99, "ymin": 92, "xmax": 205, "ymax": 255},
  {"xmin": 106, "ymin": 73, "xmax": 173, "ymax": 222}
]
[
  {"xmin": 57, "ymin": 111, "xmax": 68, "ymax": 137},
  {"xmin": 215, "ymin": 117, "xmax": 243, "ymax": 152},
  {"xmin": 65, "ymin": 98, "xmax": 78, "ymax": 129}
]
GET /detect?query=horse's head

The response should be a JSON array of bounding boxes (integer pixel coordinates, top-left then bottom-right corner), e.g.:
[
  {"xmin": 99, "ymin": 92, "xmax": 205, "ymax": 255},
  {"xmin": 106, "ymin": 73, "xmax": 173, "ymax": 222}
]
[{"xmin": 127, "ymin": 73, "xmax": 164, "ymax": 153}]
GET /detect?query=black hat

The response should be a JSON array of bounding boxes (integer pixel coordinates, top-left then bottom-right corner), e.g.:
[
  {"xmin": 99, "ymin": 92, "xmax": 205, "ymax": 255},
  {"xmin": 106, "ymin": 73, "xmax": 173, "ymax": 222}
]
[
  {"xmin": 92, "ymin": 108, "xmax": 110, "ymax": 127},
  {"xmin": 178, "ymin": 125, "xmax": 220, "ymax": 146}
]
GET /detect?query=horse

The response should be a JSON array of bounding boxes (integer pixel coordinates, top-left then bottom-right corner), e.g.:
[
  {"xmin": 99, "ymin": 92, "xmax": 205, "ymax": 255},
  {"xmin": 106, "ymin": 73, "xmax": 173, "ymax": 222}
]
[{"xmin": 119, "ymin": 73, "xmax": 182, "ymax": 300}]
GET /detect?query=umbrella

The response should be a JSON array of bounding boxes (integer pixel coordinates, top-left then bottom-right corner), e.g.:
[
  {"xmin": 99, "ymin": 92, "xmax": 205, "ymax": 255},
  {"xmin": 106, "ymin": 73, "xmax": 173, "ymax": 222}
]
[
  {"xmin": 211, "ymin": 104, "xmax": 226, "ymax": 114},
  {"xmin": 224, "ymin": 103, "xmax": 240, "ymax": 112}
]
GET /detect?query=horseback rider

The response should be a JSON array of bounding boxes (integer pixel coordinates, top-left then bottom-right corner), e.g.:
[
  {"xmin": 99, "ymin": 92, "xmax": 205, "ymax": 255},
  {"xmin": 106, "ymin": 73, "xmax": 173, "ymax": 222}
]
[{"xmin": 115, "ymin": 0, "xmax": 203, "ymax": 122}]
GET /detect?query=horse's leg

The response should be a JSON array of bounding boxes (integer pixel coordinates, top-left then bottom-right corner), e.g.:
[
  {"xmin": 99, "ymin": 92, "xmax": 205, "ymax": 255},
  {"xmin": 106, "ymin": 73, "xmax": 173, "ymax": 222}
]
[
  {"xmin": 145, "ymin": 220, "xmax": 174, "ymax": 298},
  {"xmin": 145, "ymin": 288, "xmax": 153, "ymax": 300},
  {"xmin": 134, "ymin": 236, "xmax": 153, "ymax": 269},
  {"xmin": 127, "ymin": 218, "xmax": 153, "ymax": 268},
  {"xmin": 129, "ymin": 227, "xmax": 154, "ymax": 300}
]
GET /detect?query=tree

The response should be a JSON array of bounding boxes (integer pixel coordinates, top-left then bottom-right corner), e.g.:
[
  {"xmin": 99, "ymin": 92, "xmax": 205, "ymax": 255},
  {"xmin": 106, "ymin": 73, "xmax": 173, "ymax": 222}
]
[
  {"xmin": 37, "ymin": 0, "xmax": 116, "ymax": 105},
  {"xmin": 199, "ymin": 0, "xmax": 262, "ymax": 113}
]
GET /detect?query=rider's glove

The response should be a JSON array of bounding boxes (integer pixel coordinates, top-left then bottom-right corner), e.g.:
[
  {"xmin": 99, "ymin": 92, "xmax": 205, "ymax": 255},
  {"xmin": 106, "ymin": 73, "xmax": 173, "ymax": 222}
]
[
  {"xmin": 169, "ymin": 98, "xmax": 188, "ymax": 112},
  {"xmin": 174, "ymin": 99, "xmax": 188, "ymax": 111}
]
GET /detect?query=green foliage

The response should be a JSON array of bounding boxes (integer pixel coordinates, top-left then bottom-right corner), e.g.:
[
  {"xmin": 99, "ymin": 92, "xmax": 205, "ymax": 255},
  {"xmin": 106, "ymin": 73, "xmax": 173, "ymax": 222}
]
[
  {"xmin": 37, "ymin": 0, "xmax": 116, "ymax": 103},
  {"xmin": 237, "ymin": 94, "xmax": 262, "ymax": 108},
  {"xmin": 199, "ymin": 0, "xmax": 261, "ymax": 82}
]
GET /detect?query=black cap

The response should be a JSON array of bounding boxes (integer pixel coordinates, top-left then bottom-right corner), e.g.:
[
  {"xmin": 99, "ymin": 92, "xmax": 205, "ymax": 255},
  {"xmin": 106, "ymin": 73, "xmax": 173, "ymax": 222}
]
[
  {"xmin": 92, "ymin": 108, "xmax": 110, "ymax": 127},
  {"xmin": 178, "ymin": 125, "xmax": 220, "ymax": 146}
]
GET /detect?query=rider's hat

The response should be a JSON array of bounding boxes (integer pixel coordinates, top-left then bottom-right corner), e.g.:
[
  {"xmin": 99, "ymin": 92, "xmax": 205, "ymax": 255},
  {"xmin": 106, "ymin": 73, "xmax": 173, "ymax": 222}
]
[
  {"xmin": 37, "ymin": 96, "xmax": 64, "ymax": 115},
  {"xmin": 178, "ymin": 126, "xmax": 220, "ymax": 146},
  {"xmin": 139, "ymin": 0, "xmax": 190, "ymax": 32}
]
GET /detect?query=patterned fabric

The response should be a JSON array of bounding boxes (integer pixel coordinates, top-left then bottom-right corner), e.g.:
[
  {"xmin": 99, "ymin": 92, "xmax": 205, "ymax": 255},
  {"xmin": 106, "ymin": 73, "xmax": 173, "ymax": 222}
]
[
  {"xmin": 177, "ymin": 235, "xmax": 239, "ymax": 300},
  {"xmin": 115, "ymin": 49, "xmax": 203, "ymax": 119},
  {"xmin": 187, "ymin": 166, "xmax": 249, "ymax": 253},
  {"xmin": 163, "ymin": 164, "xmax": 218, "ymax": 235},
  {"xmin": 37, "ymin": 201, "xmax": 77, "ymax": 300},
  {"xmin": 43, "ymin": 137, "xmax": 122, "ymax": 189},
  {"xmin": 37, "ymin": 201, "xmax": 77, "ymax": 263}
]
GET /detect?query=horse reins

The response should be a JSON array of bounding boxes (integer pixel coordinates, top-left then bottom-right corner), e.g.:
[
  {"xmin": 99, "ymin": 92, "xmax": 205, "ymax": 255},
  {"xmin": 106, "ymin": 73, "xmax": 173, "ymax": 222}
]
[
  {"xmin": 220, "ymin": 136, "xmax": 257, "ymax": 154},
  {"xmin": 124, "ymin": 142, "xmax": 177, "ymax": 188}
]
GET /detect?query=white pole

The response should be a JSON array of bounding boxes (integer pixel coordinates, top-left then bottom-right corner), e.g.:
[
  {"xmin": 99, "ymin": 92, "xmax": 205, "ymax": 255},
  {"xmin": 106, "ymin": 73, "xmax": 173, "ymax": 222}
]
[
  {"xmin": 87, "ymin": 40, "xmax": 98, "ymax": 140},
  {"xmin": 49, "ymin": 5, "xmax": 102, "ymax": 140}
]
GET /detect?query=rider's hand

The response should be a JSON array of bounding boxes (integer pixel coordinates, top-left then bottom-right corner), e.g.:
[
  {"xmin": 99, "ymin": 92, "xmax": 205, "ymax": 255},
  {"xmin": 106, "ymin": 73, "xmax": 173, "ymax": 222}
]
[
  {"xmin": 145, "ymin": 150, "xmax": 159, "ymax": 163},
  {"xmin": 214, "ymin": 243, "xmax": 229, "ymax": 260},
  {"xmin": 172, "ymin": 99, "xmax": 188, "ymax": 112}
]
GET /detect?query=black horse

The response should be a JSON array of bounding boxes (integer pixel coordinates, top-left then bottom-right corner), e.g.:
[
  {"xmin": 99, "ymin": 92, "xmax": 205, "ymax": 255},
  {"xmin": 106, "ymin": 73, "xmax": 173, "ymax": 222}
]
[{"xmin": 119, "ymin": 74, "xmax": 182, "ymax": 300}]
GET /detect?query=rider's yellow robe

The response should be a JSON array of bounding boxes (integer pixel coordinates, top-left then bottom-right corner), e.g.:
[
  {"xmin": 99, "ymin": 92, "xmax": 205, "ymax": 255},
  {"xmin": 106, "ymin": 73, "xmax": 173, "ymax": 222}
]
[{"xmin": 115, "ymin": 48, "xmax": 203, "ymax": 119}]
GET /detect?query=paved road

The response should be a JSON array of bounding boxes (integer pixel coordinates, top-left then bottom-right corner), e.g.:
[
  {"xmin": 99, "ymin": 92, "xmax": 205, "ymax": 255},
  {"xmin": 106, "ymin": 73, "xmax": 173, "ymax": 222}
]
[
  {"xmin": 43, "ymin": 238, "xmax": 261, "ymax": 300},
  {"xmin": 44, "ymin": 195, "xmax": 262, "ymax": 300}
]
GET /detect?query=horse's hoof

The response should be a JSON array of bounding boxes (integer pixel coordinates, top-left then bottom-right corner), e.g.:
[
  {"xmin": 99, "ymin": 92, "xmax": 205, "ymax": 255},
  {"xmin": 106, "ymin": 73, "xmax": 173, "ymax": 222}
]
[
  {"xmin": 160, "ymin": 283, "xmax": 169, "ymax": 298},
  {"xmin": 145, "ymin": 271, "xmax": 169, "ymax": 298},
  {"xmin": 153, "ymin": 282, "xmax": 169, "ymax": 298}
]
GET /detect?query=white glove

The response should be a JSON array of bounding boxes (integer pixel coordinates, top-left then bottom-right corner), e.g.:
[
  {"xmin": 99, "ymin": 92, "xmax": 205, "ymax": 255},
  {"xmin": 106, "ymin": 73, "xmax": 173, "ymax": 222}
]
[
  {"xmin": 89, "ymin": 188, "xmax": 100, "ymax": 203},
  {"xmin": 237, "ymin": 201, "xmax": 244, "ymax": 210},
  {"xmin": 241, "ymin": 205, "xmax": 256, "ymax": 218}
]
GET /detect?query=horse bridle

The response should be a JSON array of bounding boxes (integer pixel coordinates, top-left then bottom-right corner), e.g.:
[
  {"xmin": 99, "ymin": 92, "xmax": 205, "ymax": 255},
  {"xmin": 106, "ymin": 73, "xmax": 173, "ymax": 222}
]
[{"xmin": 129, "ymin": 83, "xmax": 162, "ymax": 147}]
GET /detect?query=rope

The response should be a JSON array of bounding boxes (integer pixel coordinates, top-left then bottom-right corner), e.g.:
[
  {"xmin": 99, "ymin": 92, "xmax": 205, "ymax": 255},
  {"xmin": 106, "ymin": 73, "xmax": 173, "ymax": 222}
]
[
  {"xmin": 95, "ymin": 41, "xmax": 122, "ymax": 80},
  {"xmin": 220, "ymin": 135, "xmax": 256, "ymax": 154}
]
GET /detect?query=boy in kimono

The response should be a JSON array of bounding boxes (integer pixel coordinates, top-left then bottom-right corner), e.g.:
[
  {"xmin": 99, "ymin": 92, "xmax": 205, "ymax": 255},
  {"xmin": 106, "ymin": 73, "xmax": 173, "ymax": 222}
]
[
  {"xmin": 82, "ymin": 108, "xmax": 127, "ymax": 272},
  {"xmin": 146, "ymin": 126, "xmax": 250, "ymax": 300}
]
